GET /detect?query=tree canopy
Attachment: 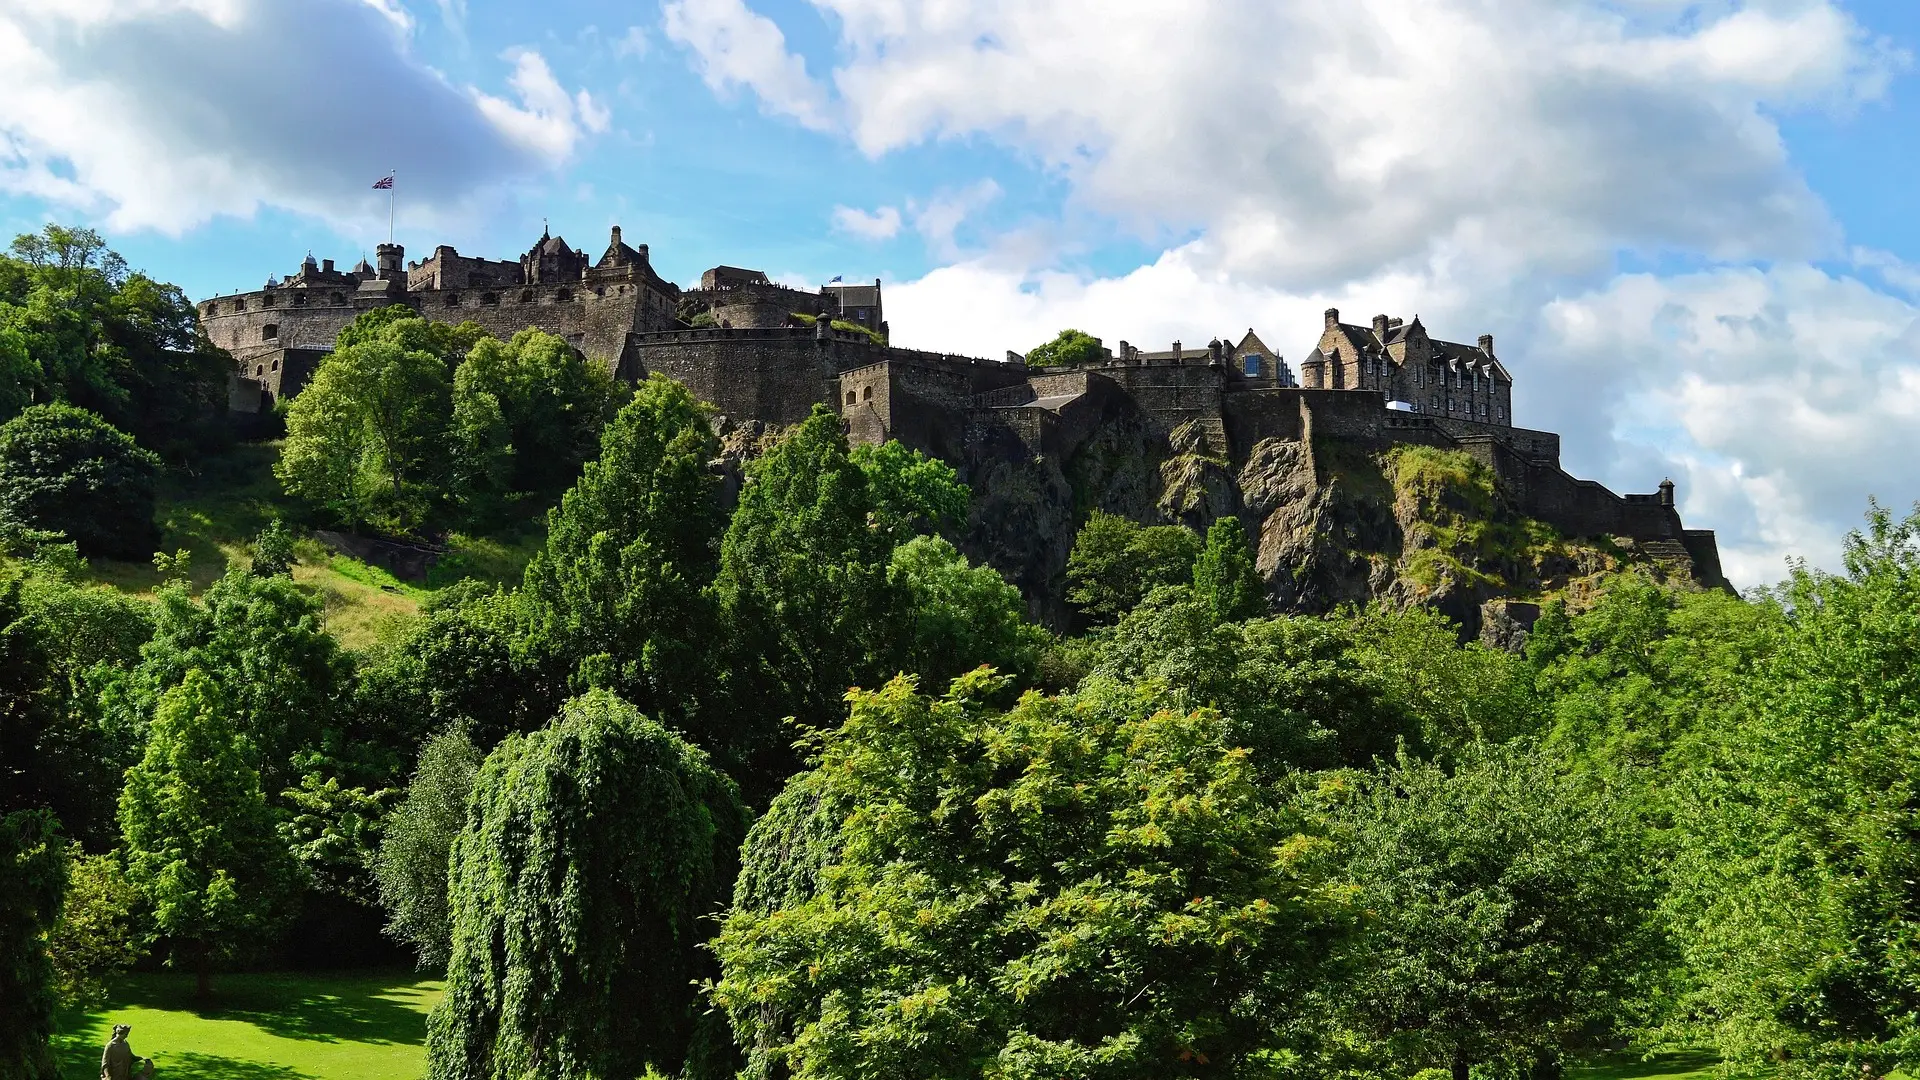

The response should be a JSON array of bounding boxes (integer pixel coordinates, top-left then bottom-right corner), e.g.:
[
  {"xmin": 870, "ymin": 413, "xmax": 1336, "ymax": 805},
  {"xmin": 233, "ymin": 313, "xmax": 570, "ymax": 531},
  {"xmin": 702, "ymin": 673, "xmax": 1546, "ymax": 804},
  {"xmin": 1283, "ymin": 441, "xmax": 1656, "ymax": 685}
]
[
  {"xmin": 428, "ymin": 690, "xmax": 748, "ymax": 1080},
  {"xmin": 0, "ymin": 404, "xmax": 160, "ymax": 560},
  {"xmin": 1023, "ymin": 328, "xmax": 1105, "ymax": 369}
]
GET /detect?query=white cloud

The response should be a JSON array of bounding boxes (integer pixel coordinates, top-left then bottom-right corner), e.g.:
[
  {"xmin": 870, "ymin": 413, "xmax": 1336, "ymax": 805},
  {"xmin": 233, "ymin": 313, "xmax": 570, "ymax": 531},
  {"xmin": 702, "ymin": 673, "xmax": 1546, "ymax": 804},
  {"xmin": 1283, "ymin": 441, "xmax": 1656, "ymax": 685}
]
[
  {"xmin": 473, "ymin": 48, "xmax": 610, "ymax": 160},
  {"xmin": 0, "ymin": 0, "xmax": 608, "ymax": 235},
  {"xmin": 1537, "ymin": 263, "xmax": 1920, "ymax": 585},
  {"xmin": 614, "ymin": 25, "xmax": 651, "ymax": 59},
  {"xmin": 671, "ymin": 0, "xmax": 1896, "ymax": 287},
  {"xmin": 831, "ymin": 204, "xmax": 902, "ymax": 240},
  {"xmin": 907, "ymin": 179, "xmax": 1000, "ymax": 260},
  {"xmin": 660, "ymin": 0, "xmax": 833, "ymax": 131},
  {"xmin": 659, "ymin": 0, "xmax": 1912, "ymax": 583}
]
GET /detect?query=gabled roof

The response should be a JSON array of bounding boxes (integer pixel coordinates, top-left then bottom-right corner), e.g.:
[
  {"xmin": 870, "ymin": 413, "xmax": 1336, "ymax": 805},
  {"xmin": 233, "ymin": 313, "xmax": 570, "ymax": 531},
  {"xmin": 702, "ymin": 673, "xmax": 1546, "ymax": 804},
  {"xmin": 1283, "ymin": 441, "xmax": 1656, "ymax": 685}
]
[
  {"xmin": 541, "ymin": 234, "xmax": 573, "ymax": 256},
  {"xmin": 1235, "ymin": 329, "xmax": 1274, "ymax": 356}
]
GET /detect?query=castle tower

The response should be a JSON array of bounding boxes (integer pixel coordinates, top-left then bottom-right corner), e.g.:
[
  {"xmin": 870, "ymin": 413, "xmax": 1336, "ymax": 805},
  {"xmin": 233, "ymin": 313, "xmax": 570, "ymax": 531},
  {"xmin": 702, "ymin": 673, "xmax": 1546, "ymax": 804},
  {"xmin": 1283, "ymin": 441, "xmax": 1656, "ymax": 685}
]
[{"xmin": 376, "ymin": 243, "xmax": 405, "ymax": 282}]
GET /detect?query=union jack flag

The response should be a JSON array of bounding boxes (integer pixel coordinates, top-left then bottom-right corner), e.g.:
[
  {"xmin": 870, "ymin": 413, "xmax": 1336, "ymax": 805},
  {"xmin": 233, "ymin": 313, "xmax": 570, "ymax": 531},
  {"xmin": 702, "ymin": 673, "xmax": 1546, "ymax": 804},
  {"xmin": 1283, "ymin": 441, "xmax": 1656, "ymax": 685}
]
[{"xmin": 372, "ymin": 175, "xmax": 394, "ymax": 190}]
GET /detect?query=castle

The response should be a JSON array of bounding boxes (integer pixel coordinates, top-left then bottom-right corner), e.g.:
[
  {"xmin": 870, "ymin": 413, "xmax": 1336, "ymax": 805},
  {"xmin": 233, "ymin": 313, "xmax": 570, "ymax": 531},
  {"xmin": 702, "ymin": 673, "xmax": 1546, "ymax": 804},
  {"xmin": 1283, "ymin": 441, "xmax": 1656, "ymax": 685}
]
[{"xmin": 197, "ymin": 227, "xmax": 1723, "ymax": 587}]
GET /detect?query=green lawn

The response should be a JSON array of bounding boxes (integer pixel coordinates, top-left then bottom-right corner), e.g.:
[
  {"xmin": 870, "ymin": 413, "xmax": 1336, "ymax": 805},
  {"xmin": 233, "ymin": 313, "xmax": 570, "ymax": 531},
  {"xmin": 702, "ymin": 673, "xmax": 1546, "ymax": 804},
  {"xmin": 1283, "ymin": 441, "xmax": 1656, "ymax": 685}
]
[
  {"xmin": 1567, "ymin": 1050, "xmax": 1724, "ymax": 1079},
  {"xmin": 51, "ymin": 971, "xmax": 441, "ymax": 1080}
]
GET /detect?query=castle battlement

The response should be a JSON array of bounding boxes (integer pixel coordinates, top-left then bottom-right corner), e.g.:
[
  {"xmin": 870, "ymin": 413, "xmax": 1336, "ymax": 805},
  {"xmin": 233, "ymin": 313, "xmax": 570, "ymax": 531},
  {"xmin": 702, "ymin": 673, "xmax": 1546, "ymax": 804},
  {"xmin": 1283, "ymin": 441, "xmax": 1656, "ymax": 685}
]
[{"xmin": 197, "ymin": 232, "xmax": 1720, "ymax": 587}]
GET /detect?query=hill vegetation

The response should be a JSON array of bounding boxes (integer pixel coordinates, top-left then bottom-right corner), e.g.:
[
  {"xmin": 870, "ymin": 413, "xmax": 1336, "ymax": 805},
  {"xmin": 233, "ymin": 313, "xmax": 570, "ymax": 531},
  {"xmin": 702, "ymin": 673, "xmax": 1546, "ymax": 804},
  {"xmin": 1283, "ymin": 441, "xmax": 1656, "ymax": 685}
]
[{"xmin": 4, "ymin": 225, "xmax": 1919, "ymax": 1080}]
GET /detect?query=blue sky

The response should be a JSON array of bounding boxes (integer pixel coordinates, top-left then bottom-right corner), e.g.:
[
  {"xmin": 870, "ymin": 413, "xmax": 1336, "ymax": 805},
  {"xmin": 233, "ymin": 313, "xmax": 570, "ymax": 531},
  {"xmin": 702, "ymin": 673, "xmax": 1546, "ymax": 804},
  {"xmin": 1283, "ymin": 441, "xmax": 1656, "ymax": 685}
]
[{"xmin": 2, "ymin": 0, "xmax": 1918, "ymax": 586}]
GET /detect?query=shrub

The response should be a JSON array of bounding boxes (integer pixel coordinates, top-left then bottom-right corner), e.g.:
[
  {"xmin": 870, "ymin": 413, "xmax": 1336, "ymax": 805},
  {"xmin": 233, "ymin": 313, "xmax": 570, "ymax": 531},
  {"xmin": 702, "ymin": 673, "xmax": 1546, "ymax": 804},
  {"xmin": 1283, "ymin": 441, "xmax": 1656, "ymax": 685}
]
[{"xmin": 0, "ymin": 404, "xmax": 160, "ymax": 560}]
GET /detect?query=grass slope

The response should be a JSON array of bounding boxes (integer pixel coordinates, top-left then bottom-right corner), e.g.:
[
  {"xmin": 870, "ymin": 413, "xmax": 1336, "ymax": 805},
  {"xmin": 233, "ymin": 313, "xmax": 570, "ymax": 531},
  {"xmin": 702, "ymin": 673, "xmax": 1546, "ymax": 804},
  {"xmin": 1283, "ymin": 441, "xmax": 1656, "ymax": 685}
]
[
  {"xmin": 49, "ymin": 440, "xmax": 543, "ymax": 649},
  {"xmin": 52, "ymin": 972, "xmax": 441, "ymax": 1080},
  {"xmin": 1567, "ymin": 1051, "xmax": 1723, "ymax": 1079}
]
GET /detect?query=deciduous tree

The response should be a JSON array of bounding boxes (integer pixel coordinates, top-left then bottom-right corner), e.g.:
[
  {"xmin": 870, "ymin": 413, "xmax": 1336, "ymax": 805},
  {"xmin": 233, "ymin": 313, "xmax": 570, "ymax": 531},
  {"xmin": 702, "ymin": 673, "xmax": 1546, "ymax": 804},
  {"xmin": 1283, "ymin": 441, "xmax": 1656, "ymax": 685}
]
[
  {"xmin": 0, "ymin": 404, "xmax": 160, "ymax": 560},
  {"xmin": 118, "ymin": 671, "xmax": 298, "ymax": 1000},
  {"xmin": 427, "ymin": 691, "xmax": 748, "ymax": 1080}
]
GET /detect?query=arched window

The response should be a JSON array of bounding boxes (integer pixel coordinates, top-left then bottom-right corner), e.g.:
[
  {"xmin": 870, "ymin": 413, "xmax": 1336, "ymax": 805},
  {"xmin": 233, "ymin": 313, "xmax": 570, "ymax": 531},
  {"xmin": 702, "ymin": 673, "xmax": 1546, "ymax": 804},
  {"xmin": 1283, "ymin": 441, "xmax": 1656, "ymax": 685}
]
[
  {"xmin": 270, "ymin": 358, "xmax": 280, "ymax": 371},
  {"xmin": 862, "ymin": 386, "xmax": 873, "ymax": 402},
  {"xmin": 261, "ymin": 324, "xmax": 278, "ymax": 341},
  {"xmin": 232, "ymin": 298, "xmax": 246, "ymax": 313},
  {"xmin": 845, "ymin": 389, "xmax": 857, "ymax": 405},
  {"xmin": 255, "ymin": 364, "xmax": 264, "ymax": 376}
]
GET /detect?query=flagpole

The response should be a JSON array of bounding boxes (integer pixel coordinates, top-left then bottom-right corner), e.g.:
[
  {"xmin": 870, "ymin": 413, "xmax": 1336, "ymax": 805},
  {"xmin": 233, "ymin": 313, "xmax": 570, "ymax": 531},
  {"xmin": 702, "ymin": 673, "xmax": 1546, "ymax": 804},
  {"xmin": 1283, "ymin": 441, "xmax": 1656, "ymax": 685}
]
[{"xmin": 388, "ymin": 169, "xmax": 395, "ymax": 246}]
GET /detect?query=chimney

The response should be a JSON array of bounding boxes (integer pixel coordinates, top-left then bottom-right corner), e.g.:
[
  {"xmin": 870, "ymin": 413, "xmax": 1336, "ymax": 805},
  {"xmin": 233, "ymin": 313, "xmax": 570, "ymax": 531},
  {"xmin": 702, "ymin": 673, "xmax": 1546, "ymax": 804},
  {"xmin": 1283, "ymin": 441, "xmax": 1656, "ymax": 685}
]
[
  {"xmin": 610, "ymin": 225, "xmax": 622, "ymax": 248},
  {"xmin": 1372, "ymin": 313, "xmax": 1390, "ymax": 338},
  {"xmin": 1324, "ymin": 307, "xmax": 1340, "ymax": 329},
  {"xmin": 1171, "ymin": 340, "xmax": 1182, "ymax": 362},
  {"xmin": 1479, "ymin": 333, "xmax": 1494, "ymax": 356},
  {"xmin": 322, "ymin": 258, "xmax": 335, "ymax": 273},
  {"xmin": 636, "ymin": 243, "xmax": 648, "ymax": 260}
]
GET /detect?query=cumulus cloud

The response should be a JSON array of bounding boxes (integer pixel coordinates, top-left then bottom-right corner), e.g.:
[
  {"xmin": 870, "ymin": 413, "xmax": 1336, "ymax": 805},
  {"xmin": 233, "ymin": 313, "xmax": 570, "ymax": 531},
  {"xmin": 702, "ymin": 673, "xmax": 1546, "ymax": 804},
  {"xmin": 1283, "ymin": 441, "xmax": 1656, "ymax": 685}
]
[
  {"xmin": 664, "ymin": 0, "xmax": 1916, "ymax": 583},
  {"xmin": 0, "ymin": 0, "xmax": 609, "ymax": 235},
  {"xmin": 1538, "ymin": 263, "xmax": 1920, "ymax": 585},
  {"xmin": 660, "ymin": 0, "xmax": 833, "ymax": 131},
  {"xmin": 672, "ymin": 0, "xmax": 1897, "ymax": 287},
  {"xmin": 832, "ymin": 204, "xmax": 902, "ymax": 240}
]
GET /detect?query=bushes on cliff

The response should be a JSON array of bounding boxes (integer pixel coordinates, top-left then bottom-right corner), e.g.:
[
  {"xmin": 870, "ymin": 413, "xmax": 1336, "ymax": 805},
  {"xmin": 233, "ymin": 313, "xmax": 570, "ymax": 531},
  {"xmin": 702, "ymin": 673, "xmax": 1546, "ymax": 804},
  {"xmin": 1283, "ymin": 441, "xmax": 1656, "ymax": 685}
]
[
  {"xmin": 1023, "ymin": 327, "xmax": 1104, "ymax": 368},
  {"xmin": 0, "ymin": 403, "xmax": 160, "ymax": 560},
  {"xmin": 1064, "ymin": 510, "xmax": 1203, "ymax": 624}
]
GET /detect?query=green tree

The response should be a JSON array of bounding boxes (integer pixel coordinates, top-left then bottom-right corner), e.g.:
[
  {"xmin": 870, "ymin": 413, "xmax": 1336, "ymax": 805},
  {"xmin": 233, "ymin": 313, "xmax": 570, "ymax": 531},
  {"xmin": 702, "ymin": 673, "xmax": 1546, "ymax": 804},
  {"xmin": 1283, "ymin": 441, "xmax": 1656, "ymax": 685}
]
[
  {"xmin": 710, "ymin": 671, "xmax": 1356, "ymax": 1080},
  {"xmin": 248, "ymin": 519, "xmax": 297, "ymax": 577},
  {"xmin": 1311, "ymin": 745, "xmax": 1666, "ymax": 1080},
  {"xmin": 1023, "ymin": 328, "xmax": 1105, "ymax": 368},
  {"xmin": 711, "ymin": 407, "xmax": 898, "ymax": 786},
  {"xmin": 119, "ymin": 671, "xmax": 299, "ymax": 1000},
  {"xmin": 888, "ymin": 535, "xmax": 1047, "ymax": 689},
  {"xmin": 1665, "ymin": 504, "xmax": 1920, "ymax": 1078},
  {"xmin": 1065, "ymin": 510, "xmax": 1202, "ymax": 624},
  {"xmin": 450, "ymin": 328, "xmax": 625, "ymax": 517},
  {"xmin": 0, "ymin": 225, "xmax": 227, "ymax": 454},
  {"xmin": 98, "ymin": 565, "xmax": 349, "ymax": 801},
  {"xmin": 1192, "ymin": 516, "xmax": 1264, "ymax": 624},
  {"xmin": 0, "ymin": 809, "xmax": 67, "ymax": 1080},
  {"xmin": 427, "ymin": 690, "xmax": 748, "ymax": 1080},
  {"xmin": 0, "ymin": 404, "xmax": 160, "ymax": 560},
  {"xmin": 851, "ymin": 439, "xmax": 970, "ymax": 546},
  {"xmin": 373, "ymin": 728, "xmax": 482, "ymax": 968},
  {"xmin": 522, "ymin": 375, "xmax": 724, "ymax": 729},
  {"xmin": 43, "ymin": 846, "xmax": 138, "ymax": 1007},
  {"xmin": 277, "ymin": 324, "xmax": 455, "ymax": 533}
]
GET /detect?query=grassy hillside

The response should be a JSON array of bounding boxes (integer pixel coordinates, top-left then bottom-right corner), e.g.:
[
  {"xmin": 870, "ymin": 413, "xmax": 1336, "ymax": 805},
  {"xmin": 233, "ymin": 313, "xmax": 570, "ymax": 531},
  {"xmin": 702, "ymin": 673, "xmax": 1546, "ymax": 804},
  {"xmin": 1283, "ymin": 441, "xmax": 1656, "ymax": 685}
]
[{"xmin": 40, "ymin": 441, "xmax": 542, "ymax": 649}]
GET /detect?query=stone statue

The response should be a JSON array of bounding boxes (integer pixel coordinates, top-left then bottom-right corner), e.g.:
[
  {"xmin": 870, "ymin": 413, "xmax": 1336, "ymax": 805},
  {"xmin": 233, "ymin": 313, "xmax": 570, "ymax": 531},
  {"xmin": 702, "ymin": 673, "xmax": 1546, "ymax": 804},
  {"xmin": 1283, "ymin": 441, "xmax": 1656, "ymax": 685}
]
[{"xmin": 101, "ymin": 1024, "xmax": 155, "ymax": 1080}]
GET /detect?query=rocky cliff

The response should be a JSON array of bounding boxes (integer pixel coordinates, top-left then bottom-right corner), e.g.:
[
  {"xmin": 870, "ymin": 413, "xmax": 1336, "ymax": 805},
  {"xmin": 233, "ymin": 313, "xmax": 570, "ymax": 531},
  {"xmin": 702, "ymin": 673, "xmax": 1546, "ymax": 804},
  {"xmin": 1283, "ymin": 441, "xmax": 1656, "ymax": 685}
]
[{"xmin": 955, "ymin": 421, "xmax": 1709, "ymax": 642}]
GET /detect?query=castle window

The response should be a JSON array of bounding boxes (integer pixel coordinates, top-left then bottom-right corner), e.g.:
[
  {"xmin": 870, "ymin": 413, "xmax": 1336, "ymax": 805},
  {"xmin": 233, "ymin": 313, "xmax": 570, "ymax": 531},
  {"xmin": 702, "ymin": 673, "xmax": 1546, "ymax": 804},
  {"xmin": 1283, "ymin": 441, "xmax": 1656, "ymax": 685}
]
[
  {"xmin": 255, "ymin": 365, "xmax": 264, "ymax": 376},
  {"xmin": 521, "ymin": 290, "xmax": 533, "ymax": 303},
  {"xmin": 294, "ymin": 294, "xmax": 307, "ymax": 306},
  {"xmin": 330, "ymin": 292, "xmax": 344, "ymax": 305},
  {"xmin": 270, "ymin": 359, "xmax": 279, "ymax": 371},
  {"xmin": 445, "ymin": 293, "xmax": 461, "ymax": 307},
  {"xmin": 262, "ymin": 324, "xmax": 278, "ymax": 341},
  {"xmin": 1243, "ymin": 354, "xmax": 1260, "ymax": 376},
  {"xmin": 232, "ymin": 298, "xmax": 246, "ymax": 313},
  {"xmin": 481, "ymin": 292, "xmax": 499, "ymax": 306},
  {"xmin": 261, "ymin": 293, "xmax": 275, "ymax": 307},
  {"xmin": 556, "ymin": 288, "xmax": 573, "ymax": 302},
  {"xmin": 862, "ymin": 386, "xmax": 873, "ymax": 402},
  {"xmin": 845, "ymin": 390, "xmax": 857, "ymax": 406}
]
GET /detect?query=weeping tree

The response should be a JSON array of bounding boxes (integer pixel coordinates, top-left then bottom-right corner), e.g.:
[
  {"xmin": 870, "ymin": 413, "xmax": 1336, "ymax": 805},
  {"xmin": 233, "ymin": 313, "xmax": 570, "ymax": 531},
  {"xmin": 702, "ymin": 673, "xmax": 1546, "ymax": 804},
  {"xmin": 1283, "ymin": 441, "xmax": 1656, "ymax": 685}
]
[
  {"xmin": 373, "ymin": 728, "xmax": 482, "ymax": 968},
  {"xmin": 0, "ymin": 809, "xmax": 66, "ymax": 1080},
  {"xmin": 426, "ymin": 690, "xmax": 749, "ymax": 1080}
]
